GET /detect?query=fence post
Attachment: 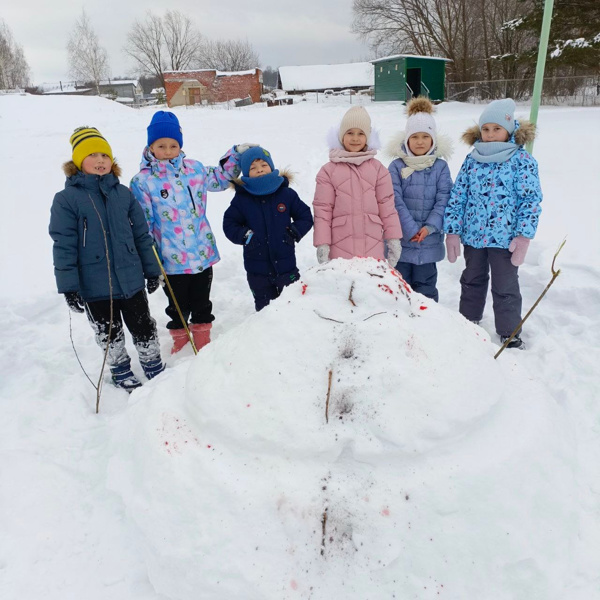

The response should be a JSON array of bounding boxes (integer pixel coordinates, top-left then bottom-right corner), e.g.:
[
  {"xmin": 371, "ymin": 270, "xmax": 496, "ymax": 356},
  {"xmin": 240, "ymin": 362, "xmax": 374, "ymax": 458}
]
[{"xmin": 527, "ymin": 0, "xmax": 556, "ymax": 153}]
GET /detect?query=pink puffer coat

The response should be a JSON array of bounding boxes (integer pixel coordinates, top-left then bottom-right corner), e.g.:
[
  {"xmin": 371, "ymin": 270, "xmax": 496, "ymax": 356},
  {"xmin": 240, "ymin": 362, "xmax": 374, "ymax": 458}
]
[{"xmin": 313, "ymin": 150, "xmax": 402, "ymax": 260}]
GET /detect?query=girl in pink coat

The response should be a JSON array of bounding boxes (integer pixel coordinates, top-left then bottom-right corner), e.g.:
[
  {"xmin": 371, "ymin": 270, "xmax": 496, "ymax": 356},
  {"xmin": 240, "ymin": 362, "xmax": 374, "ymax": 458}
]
[{"xmin": 313, "ymin": 106, "xmax": 402, "ymax": 265}]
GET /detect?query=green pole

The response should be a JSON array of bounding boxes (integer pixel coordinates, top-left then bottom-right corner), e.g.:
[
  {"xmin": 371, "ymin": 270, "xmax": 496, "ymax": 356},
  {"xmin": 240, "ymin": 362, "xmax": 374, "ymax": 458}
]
[{"xmin": 527, "ymin": 0, "xmax": 555, "ymax": 154}]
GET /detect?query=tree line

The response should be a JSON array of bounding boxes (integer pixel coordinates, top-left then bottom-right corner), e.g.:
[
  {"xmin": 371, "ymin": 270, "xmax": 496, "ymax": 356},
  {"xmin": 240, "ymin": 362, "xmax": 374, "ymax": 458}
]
[
  {"xmin": 70, "ymin": 9, "xmax": 261, "ymax": 93},
  {"xmin": 352, "ymin": 0, "xmax": 599, "ymax": 83},
  {"xmin": 0, "ymin": 11, "xmax": 262, "ymax": 93},
  {"xmin": 0, "ymin": 19, "xmax": 30, "ymax": 89}
]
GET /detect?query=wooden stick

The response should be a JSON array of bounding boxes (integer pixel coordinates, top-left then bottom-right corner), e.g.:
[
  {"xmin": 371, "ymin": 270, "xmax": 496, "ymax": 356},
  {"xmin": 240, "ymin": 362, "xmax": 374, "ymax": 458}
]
[
  {"xmin": 325, "ymin": 369, "xmax": 333, "ymax": 423},
  {"xmin": 320, "ymin": 509, "xmax": 328, "ymax": 556},
  {"xmin": 152, "ymin": 246, "xmax": 197, "ymax": 355},
  {"xmin": 348, "ymin": 282, "xmax": 356, "ymax": 306},
  {"xmin": 495, "ymin": 238, "xmax": 566, "ymax": 360}
]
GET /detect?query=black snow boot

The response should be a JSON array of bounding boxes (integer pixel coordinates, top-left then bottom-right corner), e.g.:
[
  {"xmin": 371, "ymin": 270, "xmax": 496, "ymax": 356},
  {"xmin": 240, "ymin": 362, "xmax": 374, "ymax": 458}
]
[
  {"xmin": 500, "ymin": 335, "xmax": 525, "ymax": 350},
  {"xmin": 110, "ymin": 360, "xmax": 143, "ymax": 392},
  {"xmin": 141, "ymin": 357, "xmax": 166, "ymax": 381}
]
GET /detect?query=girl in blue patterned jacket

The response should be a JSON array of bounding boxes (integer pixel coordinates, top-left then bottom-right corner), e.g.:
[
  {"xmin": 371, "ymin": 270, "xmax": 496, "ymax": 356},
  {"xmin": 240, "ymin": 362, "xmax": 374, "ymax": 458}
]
[
  {"xmin": 443, "ymin": 99, "xmax": 543, "ymax": 349},
  {"xmin": 130, "ymin": 111, "xmax": 253, "ymax": 354}
]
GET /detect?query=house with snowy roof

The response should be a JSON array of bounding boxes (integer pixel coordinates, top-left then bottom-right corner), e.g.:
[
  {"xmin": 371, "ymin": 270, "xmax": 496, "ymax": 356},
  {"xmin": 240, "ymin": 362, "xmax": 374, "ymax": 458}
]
[
  {"xmin": 163, "ymin": 69, "xmax": 263, "ymax": 107},
  {"xmin": 277, "ymin": 62, "xmax": 374, "ymax": 94}
]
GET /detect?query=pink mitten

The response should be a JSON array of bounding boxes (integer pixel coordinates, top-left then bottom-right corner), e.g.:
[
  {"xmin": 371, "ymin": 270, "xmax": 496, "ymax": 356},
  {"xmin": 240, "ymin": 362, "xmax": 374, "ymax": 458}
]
[
  {"xmin": 445, "ymin": 234, "xmax": 461, "ymax": 263},
  {"xmin": 508, "ymin": 236, "xmax": 530, "ymax": 266}
]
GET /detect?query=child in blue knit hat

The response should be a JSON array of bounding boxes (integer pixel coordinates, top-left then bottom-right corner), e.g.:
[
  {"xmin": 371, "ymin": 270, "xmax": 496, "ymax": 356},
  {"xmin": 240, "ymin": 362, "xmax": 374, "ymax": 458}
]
[
  {"xmin": 443, "ymin": 98, "xmax": 543, "ymax": 349},
  {"xmin": 130, "ymin": 110, "xmax": 256, "ymax": 353},
  {"xmin": 223, "ymin": 147, "xmax": 313, "ymax": 311}
]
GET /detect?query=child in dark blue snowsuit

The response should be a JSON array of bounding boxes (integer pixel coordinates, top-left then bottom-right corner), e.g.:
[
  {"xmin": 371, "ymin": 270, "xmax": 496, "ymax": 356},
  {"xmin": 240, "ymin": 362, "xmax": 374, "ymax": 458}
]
[{"xmin": 223, "ymin": 147, "xmax": 313, "ymax": 311}]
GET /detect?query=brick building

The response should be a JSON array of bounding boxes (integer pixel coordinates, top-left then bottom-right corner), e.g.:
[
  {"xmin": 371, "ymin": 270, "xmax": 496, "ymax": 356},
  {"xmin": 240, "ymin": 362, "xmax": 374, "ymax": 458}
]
[{"xmin": 164, "ymin": 69, "xmax": 263, "ymax": 107}]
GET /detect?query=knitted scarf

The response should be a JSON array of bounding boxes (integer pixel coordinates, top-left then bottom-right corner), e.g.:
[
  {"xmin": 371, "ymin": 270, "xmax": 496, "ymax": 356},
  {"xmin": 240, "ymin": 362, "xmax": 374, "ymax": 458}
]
[
  {"xmin": 471, "ymin": 141, "xmax": 519, "ymax": 164},
  {"xmin": 240, "ymin": 170, "xmax": 284, "ymax": 195},
  {"xmin": 329, "ymin": 148, "xmax": 377, "ymax": 165}
]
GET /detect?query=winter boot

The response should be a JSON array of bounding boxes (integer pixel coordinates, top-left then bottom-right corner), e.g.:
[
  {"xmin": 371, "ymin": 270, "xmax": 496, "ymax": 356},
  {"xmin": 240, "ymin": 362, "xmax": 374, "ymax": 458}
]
[
  {"xmin": 110, "ymin": 360, "xmax": 143, "ymax": 393},
  {"xmin": 140, "ymin": 356, "xmax": 166, "ymax": 381},
  {"xmin": 169, "ymin": 328, "xmax": 190, "ymax": 354},
  {"xmin": 500, "ymin": 335, "xmax": 525, "ymax": 350},
  {"xmin": 189, "ymin": 323, "xmax": 212, "ymax": 351}
]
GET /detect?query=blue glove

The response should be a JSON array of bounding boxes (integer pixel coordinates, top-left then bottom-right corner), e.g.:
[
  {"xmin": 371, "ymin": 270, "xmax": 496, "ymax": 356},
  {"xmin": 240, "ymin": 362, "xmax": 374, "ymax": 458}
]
[{"xmin": 244, "ymin": 230, "xmax": 254, "ymax": 245}]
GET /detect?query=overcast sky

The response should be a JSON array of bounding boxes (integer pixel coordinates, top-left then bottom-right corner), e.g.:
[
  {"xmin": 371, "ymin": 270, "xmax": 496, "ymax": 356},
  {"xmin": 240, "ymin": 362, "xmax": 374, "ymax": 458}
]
[{"xmin": 5, "ymin": 0, "xmax": 372, "ymax": 84}]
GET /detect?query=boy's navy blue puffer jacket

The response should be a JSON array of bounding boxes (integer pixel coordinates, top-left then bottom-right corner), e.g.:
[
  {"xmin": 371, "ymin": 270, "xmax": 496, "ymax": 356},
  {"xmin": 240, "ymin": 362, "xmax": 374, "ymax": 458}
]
[{"xmin": 223, "ymin": 176, "xmax": 313, "ymax": 277}]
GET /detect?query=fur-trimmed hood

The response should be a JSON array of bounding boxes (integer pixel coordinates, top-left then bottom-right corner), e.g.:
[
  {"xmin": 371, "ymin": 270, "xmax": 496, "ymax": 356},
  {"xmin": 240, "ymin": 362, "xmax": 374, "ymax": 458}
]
[
  {"xmin": 461, "ymin": 120, "xmax": 536, "ymax": 147},
  {"xmin": 231, "ymin": 167, "xmax": 294, "ymax": 189},
  {"xmin": 384, "ymin": 131, "xmax": 453, "ymax": 162},
  {"xmin": 62, "ymin": 160, "xmax": 122, "ymax": 178}
]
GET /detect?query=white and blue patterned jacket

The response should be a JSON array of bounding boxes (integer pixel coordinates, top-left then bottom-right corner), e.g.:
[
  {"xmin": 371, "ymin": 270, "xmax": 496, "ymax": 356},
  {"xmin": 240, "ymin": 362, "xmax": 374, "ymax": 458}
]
[
  {"xmin": 443, "ymin": 121, "xmax": 542, "ymax": 249},
  {"xmin": 130, "ymin": 147, "xmax": 241, "ymax": 274}
]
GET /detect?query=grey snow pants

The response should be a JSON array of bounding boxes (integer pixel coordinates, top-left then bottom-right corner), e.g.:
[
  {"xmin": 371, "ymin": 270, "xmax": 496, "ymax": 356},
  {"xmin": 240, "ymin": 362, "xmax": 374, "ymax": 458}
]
[{"xmin": 459, "ymin": 245, "xmax": 522, "ymax": 337}]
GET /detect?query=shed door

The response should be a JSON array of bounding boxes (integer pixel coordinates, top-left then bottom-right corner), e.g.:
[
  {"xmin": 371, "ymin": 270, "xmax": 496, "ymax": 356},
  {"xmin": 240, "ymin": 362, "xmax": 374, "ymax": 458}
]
[
  {"xmin": 406, "ymin": 68, "xmax": 421, "ymax": 99},
  {"xmin": 189, "ymin": 87, "xmax": 201, "ymax": 105}
]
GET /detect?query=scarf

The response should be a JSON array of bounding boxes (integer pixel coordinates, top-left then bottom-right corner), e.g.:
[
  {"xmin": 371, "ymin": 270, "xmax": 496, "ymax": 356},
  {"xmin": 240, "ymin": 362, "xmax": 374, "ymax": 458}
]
[
  {"xmin": 396, "ymin": 141, "xmax": 436, "ymax": 178},
  {"xmin": 329, "ymin": 147, "xmax": 377, "ymax": 166},
  {"xmin": 471, "ymin": 141, "xmax": 519, "ymax": 164},
  {"xmin": 240, "ymin": 170, "xmax": 284, "ymax": 196}
]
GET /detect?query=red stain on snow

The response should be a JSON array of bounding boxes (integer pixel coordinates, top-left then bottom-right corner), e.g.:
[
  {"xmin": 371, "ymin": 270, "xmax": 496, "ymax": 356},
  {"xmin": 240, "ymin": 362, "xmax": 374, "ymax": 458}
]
[
  {"xmin": 419, "ymin": 305, "xmax": 428, "ymax": 311},
  {"xmin": 378, "ymin": 284, "xmax": 394, "ymax": 295},
  {"xmin": 206, "ymin": 444, "xmax": 212, "ymax": 449},
  {"xmin": 246, "ymin": 404, "xmax": 251, "ymax": 408},
  {"xmin": 290, "ymin": 580, "xmax": 298, "ymax": 590},
  {"xmin": 381, "ymin": 508, "xmax": 390, "ymax": 516},
  {"xmin": 301, "ymin": 283, "xmax": 307, "ymax": 295}
]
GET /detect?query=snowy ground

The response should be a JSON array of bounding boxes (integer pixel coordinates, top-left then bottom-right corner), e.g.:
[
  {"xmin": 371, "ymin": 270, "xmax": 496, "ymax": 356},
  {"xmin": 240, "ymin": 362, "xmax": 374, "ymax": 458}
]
[{"xmin": 0, "ymin": 94, "xmax": 599, "ymax": 599}]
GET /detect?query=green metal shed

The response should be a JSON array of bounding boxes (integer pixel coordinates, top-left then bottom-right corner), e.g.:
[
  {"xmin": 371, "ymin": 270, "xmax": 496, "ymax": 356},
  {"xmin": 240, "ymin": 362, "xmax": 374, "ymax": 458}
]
[{"xmin": 371, "ymin": 55, "xmax": 451, "ymax": 102}]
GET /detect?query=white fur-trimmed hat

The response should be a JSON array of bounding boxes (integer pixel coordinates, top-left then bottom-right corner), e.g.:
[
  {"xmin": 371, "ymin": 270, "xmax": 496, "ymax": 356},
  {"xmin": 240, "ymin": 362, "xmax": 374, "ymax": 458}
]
[{"xmin": 404, "ymin": 97, "xmax": 437, "ymax": 151}]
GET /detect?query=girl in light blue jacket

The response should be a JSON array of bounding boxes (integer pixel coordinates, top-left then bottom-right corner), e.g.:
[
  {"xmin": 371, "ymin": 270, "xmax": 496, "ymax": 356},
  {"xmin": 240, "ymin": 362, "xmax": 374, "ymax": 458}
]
[
  {"xmin": 443, "ymin": 99, "xmax": 543, "ymax": 349},
  {"xmin": 387, "ymin": 97, "xmax": 453, "ymax": 302}
]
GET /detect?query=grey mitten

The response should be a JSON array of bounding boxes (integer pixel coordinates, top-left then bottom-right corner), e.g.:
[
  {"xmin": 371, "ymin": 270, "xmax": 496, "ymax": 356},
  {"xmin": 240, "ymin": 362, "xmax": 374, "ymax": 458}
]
[
  {"xmin": 386, "ymin": 239, "xmax": 402, "ymax": 267},
  {"xmin": 316, "ymin": 244, "xmax": 330, "ymax": 264}
]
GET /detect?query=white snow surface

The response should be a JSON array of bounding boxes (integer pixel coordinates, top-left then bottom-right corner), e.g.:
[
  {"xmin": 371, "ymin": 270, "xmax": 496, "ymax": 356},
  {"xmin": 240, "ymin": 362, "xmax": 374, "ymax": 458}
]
[
  {"xmin": 278, "ymin": 62, "xmax": 373, "ymax": 91},
  {"xmin": 0, "ymin": 94, "xmax": 599, "ymax": 600}
]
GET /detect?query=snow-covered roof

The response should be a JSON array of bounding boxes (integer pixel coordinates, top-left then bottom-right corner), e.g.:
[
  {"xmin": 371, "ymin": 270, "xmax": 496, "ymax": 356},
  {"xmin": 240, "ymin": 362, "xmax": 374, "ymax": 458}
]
[
  {"xmin": 216, "ymin": 69, "xmax": 257, "ymax": 77},
  {"xmin": 164, "ymin": 69, "xmax": 258, "ymax": 76},
  {"xmin": 98, "ymin": 80, "xmax": 139, "ymax": 87},
  {"xmin": 371, "ymin": 54, "xmax": 452, "ymax": 63},
  {"xmin": 278, "ymin": 62, "xmax": 374, "ymax": 92},
  {"xmin": 150, "ymin": 88, "xmax": 165, "ymax": 95}
]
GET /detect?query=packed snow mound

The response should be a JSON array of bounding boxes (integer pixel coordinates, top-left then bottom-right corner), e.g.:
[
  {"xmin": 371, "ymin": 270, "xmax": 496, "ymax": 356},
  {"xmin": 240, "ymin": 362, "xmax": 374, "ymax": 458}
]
[{"xmin": 108, "ymin": 259, "xmax": 576, "ymax": 600}]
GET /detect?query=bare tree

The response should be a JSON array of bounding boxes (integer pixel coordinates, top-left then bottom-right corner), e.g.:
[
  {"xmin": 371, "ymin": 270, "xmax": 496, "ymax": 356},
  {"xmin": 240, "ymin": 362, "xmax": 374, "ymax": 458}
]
[
  {"xmin": 67, "ymin": 10, "xmax": 110, "ymax": 94},
  {"xmin": 199, "ymin": 39, "xmax": 260, "ymax": 72},
  {"xmin": 124, "ymin": 10, "xmax": 203, "ymax": 88},
  {"xmin": 0, "ymin": 19, "xmax": 31, "ymax": 89},
  {"xmin": 352, "ymin": 0, "xmax": 532, "ymax": 83}
]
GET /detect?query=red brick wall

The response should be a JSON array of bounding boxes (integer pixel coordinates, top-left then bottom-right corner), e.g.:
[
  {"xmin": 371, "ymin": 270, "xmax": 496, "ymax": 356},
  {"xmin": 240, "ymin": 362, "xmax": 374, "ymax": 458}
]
[
  {"xmin": 213, "ymin": 72, "xmax": 262, "ymax": 103},
  {"xmin": 164, "ymin": 70, "xmax": 262, "ymax": 106}
]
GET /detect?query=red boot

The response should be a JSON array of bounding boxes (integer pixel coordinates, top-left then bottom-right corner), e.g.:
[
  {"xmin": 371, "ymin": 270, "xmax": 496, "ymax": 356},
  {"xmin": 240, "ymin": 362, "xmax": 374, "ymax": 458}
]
[
  {"xmin": 189, "ymin": 323, "xmax": 212, "ymax": 351},
  {"xmin": 169, "ymin": 328, "xmax": 190, "ymax": 354}
]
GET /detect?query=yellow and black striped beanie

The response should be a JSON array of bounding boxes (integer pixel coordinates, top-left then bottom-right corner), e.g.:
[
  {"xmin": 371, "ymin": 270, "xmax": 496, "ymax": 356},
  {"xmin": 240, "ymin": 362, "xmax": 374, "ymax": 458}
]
[{"xmin": 70, "ymin": 126, "xmax": 113, "ymax": 169}]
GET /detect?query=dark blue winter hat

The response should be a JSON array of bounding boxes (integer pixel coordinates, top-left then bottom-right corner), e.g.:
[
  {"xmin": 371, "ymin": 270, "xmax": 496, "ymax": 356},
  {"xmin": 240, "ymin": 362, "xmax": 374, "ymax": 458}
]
[
  {"xmin": 240, "ymin": 146, "xmax": 276, "ymax": 177},
  {"xmin": 147, "ymin": 111, "xmax": 183, "ymax": 148}
]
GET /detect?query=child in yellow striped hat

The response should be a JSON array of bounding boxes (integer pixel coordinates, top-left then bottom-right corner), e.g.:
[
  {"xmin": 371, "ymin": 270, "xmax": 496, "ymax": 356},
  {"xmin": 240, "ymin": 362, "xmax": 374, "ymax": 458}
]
[{"xmin": 49, "ymin": 126, "xmax": 166, "ymax": 392}]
